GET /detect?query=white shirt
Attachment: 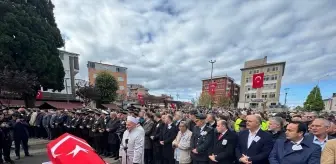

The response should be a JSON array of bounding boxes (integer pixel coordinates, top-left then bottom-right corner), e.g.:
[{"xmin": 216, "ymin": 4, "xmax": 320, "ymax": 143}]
[
  {"xmin": 200, "ymin": 124, "xmax": 206, "ymax": 132},
  {"xmin": 292, "ymin": 137, "xmax": 304, "ymax": 145},
  {"xmin": 247, "ymin": 128, "xmax": 260, "ymax": 148}
]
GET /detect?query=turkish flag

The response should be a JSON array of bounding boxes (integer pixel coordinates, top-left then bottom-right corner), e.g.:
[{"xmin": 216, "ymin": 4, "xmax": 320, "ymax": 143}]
[
  {"xmin": 47, "ymin": 133, "xmax": 107, "ymax": 164},
  {"xmin": 137, "ymin": 93, "xmax": 144, "ymax": 105},
  {"xmin": 208, "ymin": 82, "xmax": 217, "ymax": 95},
  {"xmin": 36, "ymin": 90, "xmax": 43, "ymax": 99},
  {"xmin": 227, "ymin": 90, "xmax": 231, "ymax": 97},
  {"xmin": 252, "ymin": 73, "xmax": 264, "ymax": 88}
]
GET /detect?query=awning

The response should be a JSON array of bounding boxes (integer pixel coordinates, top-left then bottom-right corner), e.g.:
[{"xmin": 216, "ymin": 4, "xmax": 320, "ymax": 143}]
[
  {"xmin": 39, "ymin": 101, "xmax": 83, "ymax": 109},
  {"xmin": 0, "ymin": 99, "xmax": 25, "ymax": 107},
  {"xmin": 101, "ymin": 103, "xmax": 119, "ymax": 110}
]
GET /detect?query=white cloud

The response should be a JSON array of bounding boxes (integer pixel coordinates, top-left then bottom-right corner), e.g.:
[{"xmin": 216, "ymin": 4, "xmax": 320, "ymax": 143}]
[{"xmin": 52, "ymin": 0, "xmax": 336, "ymax": 102}]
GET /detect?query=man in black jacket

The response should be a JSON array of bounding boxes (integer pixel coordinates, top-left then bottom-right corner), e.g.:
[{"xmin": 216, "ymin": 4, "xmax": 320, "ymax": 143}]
[
  {"xmin": 191, "ymin": 114, "xmax": 214, "ymax": 164},
  {"xmin": 209, "ymin": 120, "xmax": 237, "ymax": 164},
  {"xmin": 12, "ymin": 113, "xmax": 31, "ymax": 160},
  {"xmin": 160, "ymin": 114, "xmax": 178, "ymax": 164},
  {"xmin": 0, "ymin": 111, "xmax": 15, "ymax": 164},
  {"xmin": 150, "ymin": 113, "xmax": 165, "ymax": 164}
]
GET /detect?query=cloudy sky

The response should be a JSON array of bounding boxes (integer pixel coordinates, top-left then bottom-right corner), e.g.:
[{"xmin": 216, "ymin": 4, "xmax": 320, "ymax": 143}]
[{"xmin": 52, "ymin": 0, "xmax": 336, "ymax": 107}]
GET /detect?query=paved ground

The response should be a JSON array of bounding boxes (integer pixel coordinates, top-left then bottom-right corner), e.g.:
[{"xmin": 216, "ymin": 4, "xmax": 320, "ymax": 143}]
[{"xmin": 11, "ymin": 139, "xmax": 119, "ymax": 164}]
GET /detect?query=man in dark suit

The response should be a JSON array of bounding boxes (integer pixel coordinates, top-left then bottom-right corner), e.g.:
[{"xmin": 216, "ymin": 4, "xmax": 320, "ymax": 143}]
[
  {"xmin": 143, "ymin": 112, "xmax": 154, "ymax": 164},
  {"xmin": 269, "ymin": 121, "xmax": 321, "ymax": 164},
  {"xmin": 209, "ymin": 120, "xmax": 237, "ymax": 164},
  {"xmin": 191, "ymin": 114, "xmax": 214, "ymax": 164},
  {"xmin": 106, "ymin": 112, "xmax": 120, "ymax": 158},
  {"xmin": 206, "ymin": 113, "xmax": 217, "ymax": 129},
  {"xmin": 151, "ymin": 113, "xmax": 165, "ymax": 164},
  {"xmin": 160, "ymin": 114, "xmax": 178, "ymax": 164},
  {"xmin": 187, "ymin": 110, "xmax": 198, "ymax": 131},
  {"xmin": 12, "ymin": 113, "xmax": 31, "ymax": 160},
  {"xmin": 235, "ymin": 114, "xmax": 273, "ymax": 164}
]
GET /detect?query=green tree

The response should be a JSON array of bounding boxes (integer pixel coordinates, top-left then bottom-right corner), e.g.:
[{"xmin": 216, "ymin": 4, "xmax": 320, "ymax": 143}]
[
  {"xmin": 198, "ymin": 92, "xmax": 212, "ymax": 107},
  {"xmin": 0, "ymin": 0, "xmax": 65, "ymax": 107},
  {"xmin": 304, "ymin": 86, "xmax": 325, "ymax": 111},
  {"xmin": 75, "ymin": 84, "xmax": 99, "ymax": 107},
  {"xmin": 95, "ymin": 71, "xmax": 119, "ymax": 103},
  {"xmin": 217, "ymin": 95, "xmax": 231, "ymax": 108},
  {"xmin": 294, "ymin": 106, "xmax": 304, "ymax": 111}
]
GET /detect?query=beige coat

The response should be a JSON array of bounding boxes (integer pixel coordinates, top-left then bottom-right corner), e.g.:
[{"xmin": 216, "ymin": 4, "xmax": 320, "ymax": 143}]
[
  {"xmin": 321, "ymin": 139, "xmax": 336, "ymax": 164},
  {"xmin": 172, "ymin": 129, "xmax": 192, "ymax": 164}
]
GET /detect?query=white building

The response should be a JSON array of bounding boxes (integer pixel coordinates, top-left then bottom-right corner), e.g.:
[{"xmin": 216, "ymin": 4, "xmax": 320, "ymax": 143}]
[
  {"xmin": 40, "ymin": 50, "xmax": 80, "ymax": 100},
  {"xmin": 324, "ymin": 93, "xmax": 336, "ymax": 111},
  {"xmin": 238, "ymin": 56, "xmax": 286, "ymax": 110}
]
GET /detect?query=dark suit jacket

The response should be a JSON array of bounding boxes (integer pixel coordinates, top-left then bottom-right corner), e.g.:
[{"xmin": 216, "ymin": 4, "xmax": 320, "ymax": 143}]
[
  {"xmin": 191, "ymin": 125, "xmax": 214, "ymax": 162},
  {"xmin": 151, "ymin": 120, "xmax": 165, "ymax": 154},
  {"xmin": 209, "ymin": 130, "xmax": 237, "ymax": 164},
  {"xmin": 235, "ymin": 129, "xmax": 273, "ymax": 164},
  {"xmin": 269, "ymin": 138, "xmax": 321, "ymax": 164},
  {"xmin": 106, "ymin": 118, "xmax": 120, "ymax": 144},
  {"xmin": 160, "ymin": 123, "xmax": 178, "ymax": 159}
]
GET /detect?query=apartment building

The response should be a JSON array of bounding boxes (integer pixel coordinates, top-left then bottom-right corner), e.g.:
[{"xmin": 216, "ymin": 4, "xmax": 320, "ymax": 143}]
[
  {"xmin": 201, "ymin": 75, "xmax": 236, "ymax": 104},
  {"xmin": 87, "ymin": 61, "xmax": 127, "ymax": 96},
  {"xmin": 238, "ymin": 56, "xmax": 286, "ymax": 109}
]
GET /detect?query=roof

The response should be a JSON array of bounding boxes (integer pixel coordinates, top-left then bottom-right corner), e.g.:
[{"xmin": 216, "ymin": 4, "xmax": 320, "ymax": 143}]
[
  {"xmin": 101, "ymin": 103, "xmax": 119, "ymax": 110},
  {"xmin": 88, "ymin": 61, "xmax": 128, "ymax": 69},
  {"xmin": 201, "ymin": 75, "xmax": 235, "ymax": 81},
  {"xmin": 240, "ymin": 61, "xmax": 286, "ymax": 76},
  {"xmin": 59, "ymin": 50, "xmax": 80, "ymax": 56},
  {"xmin": 39, "ymin": 101, "xmax": 83, "ymax": 109}
]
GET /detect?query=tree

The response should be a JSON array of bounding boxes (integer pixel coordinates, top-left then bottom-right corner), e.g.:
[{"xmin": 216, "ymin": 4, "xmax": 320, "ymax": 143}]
[
  {"xmin": 198, "ymin": 92, "xmax": 212, "ymax": 107},
  {"xmin": 75, "ymin": 84, "xmax": 99, "ymax": 107},
  {"xmin": 294, "ymin": 106, "xmax": 304, "ymax": 111},
  {"xmin": 0, "ymin": 68, "xmax": 39, "ymax": 107},
  {"xmin": 217, "ymin": 95, "xmax": 231, "ymax": 108},
  {"xmin": 304, "ymin": 86, "xmax": 325, "ymax": 112},
  {"xmin": 0, "ymin": 0, "xmax": 65, "ymax": 107},
  {"xmin": 95, "ymin": 71, "xmax": 119, "ymax": 103}
]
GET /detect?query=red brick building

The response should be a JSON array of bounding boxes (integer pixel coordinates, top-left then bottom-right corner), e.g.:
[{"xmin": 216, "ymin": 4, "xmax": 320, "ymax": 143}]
[{"xmin": 201, "ymin": 75, "xmax": 238, "ymax": 104}]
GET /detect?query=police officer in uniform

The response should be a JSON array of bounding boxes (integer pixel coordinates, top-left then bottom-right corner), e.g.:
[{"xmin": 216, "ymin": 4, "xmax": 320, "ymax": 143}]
[
  {"xmin": 80, "ymin": 109, "xmax": 90, "ymax": 142},
  {"xmin": 92, "ymin": 110, "xmax": 104, "ymax": 154},
  {"xmin": 0, "ymin": 110, "xmax": 15, "ymax": 164},
  {"xmin": 73, "ymin": 110, "xmax": 83, "ymax": 137},
  {"xmin": 86, "ymin": 109, "xmax": 95, "ymax": 146},
  {"xmin": 100, "ymin": 110, "xmax": 110, "ymax": 156},
  {"xmin": 190, "ymin": 114, "xmax": 214, "ymax": 164}
]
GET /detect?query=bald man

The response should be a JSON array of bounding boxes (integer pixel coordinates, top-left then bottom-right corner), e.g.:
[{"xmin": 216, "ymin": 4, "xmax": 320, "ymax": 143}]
[{"xmin": 235, "ymin": 115, "xmax": 273, "ymax": 164}]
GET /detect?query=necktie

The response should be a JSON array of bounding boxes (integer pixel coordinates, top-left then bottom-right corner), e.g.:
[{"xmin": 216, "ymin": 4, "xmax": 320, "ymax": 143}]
[{"xmin": 218, "ymin": 134, "xmax": 223, "ymax": 140}]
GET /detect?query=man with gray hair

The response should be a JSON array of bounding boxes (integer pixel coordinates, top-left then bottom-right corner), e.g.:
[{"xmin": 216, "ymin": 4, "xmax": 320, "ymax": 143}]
[
  {"xmin": 307, "ymin": 118, "xmax": 335, "ymax": 149},
  {"xmin": 268, "ymin": 117, "xmax": 285, "ymax": 141}
]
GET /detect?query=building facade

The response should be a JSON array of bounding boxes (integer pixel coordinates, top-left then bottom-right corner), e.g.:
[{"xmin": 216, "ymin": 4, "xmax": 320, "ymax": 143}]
[
  {"xmin": 127, "ymin": 84, "xmax": 149, "ymax": 98},
  {"xmin": 238, "ymin": 56, "xmax": 286, "ymax": 109},
  {"xmin": 323, "ymin": 93, "xmax": 336, "ymax": 111},
  {"xmin": 41, "ymin": 50, "xmax": 80, "ymax": 101},
  {"xmin": 87, "ymin": 61, "xmax": 128, "ymax": 96},
  {"xmin": 201, "ymin": 75, "xmax": 236, "ymax": 104}
]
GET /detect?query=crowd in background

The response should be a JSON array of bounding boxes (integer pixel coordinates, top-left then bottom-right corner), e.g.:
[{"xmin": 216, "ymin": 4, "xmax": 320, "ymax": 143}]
[{"xmin": 1, "ymin": 106, "xmax": 336, "ymax": 164}]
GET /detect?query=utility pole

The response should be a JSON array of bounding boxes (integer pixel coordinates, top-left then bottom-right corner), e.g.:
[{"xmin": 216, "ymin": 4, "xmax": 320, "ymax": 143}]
[
  {"xmin": 209, "ymin": 60, "xmax": 216, "ymax": 109},
  {"xmin": 284, "ymin": 88, "xmax": 290, "ymax": 106},
  {"xmin": 176, "ymin": 93, "xmax": 179, "ymax": 100}
]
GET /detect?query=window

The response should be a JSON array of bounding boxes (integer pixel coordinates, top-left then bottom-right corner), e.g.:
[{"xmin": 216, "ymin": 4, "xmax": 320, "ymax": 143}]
[
  {"xmin": 251, "ymin": 93, "xmax": 256, "ymax": 98},
  {"xmin": 119, "ymin": 86, "xmax": 125, "ymax": 90},
  {"xmin": 275, "ymin": 67, "xmax": 279, "ymax": 71},
  {"xmin": 73, "ymin": 57, "xmax": 79, "ymax": 70},
  {"xmin": 262, "ymin": 93, "xmax": 267, "ymax": 98},
  {"xmin": 274, "ymin": 75, "xmax": 278, "ymax": 80},
  {"xmin": 246, "ymin": 78, "xmax": 249, "ymax": 83},
  {"xmin": 272, "ymin": 67, "xmax": 276, "ymax": 71},
  {"xmin": 267, "ymin": 68, "xmax": 270, "ymax": 72},
  {"xmin": 118, "ymin": 77, "xmax": 124, "ymax": 82},
  {"xmin": 264, "ymin": 75, "xmax": 269, "ymax": 81},
  {"xmin": 273, "ymin": 83, "xmax": 276, "ymax": 89},
  {"xmin": 246, "ymin": 94, "xmax": 250, "ymax": 99},
  {"xmin": 59, "ymin": 53, "xmax": 64, "ymax": 60},
  {"xmin": 65, "ymin": 70, "xmax": 70, "ymax": 76},
  {"xmin": 270, "ymin": 92, "xmax": 276, "ymax": 98},
  {"xmin": 249, "ymin": 70, "xmax": 253, "ymax": 74}
]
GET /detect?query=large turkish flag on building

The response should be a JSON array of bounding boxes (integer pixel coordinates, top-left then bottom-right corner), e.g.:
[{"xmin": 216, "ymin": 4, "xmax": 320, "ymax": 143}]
[
  {"xmin": 252, "ymin": 73, "xmax": 264, "ymax": 88},
  {"xmin": 208, "ymin": 82, "xmax": 217, "ymax": 95}
]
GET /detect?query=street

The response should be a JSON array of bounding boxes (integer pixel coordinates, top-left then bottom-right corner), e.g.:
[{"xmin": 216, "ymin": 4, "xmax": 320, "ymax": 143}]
[{"xmin": 11, "ymin": 139, "xmax": 119, "ymax": 164}]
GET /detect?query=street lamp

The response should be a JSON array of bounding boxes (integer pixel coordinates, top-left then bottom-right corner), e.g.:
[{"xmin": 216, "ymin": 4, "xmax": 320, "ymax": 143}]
[
  {"xmin": 209, "ymin": 60, "xmax": 216, "ymax": 109},
  {"xmin": 314, "ymin": 74, "xmax": 330, "ymax": 98}
]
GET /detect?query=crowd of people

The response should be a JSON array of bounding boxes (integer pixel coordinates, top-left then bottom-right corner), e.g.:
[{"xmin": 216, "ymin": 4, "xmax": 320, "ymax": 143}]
[{"xmin": 1, "ymin": 106, "xmax": 336, "ymax": 164}]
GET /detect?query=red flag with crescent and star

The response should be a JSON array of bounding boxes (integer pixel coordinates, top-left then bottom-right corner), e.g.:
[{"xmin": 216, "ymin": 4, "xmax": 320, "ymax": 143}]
[
  {"xmin": 47, "ymin": 133, "xmax": 107, "ymax": 164},
  {"xmin": 252, "ymin": 73, "xmax": 264, "ymax": 88},
  {"xmin": 208, "ymin": 82, "xmax": 217, "ymax": 95},
  {"xmin": 36, "ymin": 90, "xmax": 43, "ymax": 99}
]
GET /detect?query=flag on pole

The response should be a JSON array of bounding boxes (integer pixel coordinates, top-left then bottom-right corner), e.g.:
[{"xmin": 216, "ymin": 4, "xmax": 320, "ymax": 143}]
[
  {"xmin": 36, "ymin": 90, "xmax": 43, "ymax": 99},
  {"xmin": 252, "ymin": 73, "xmax": 264, "ymax": 88},
  {"xmin": 208, "ymin": 82, "xmax": 217, "ymax": 95}
]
